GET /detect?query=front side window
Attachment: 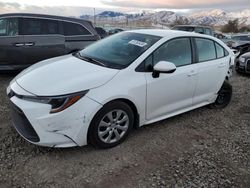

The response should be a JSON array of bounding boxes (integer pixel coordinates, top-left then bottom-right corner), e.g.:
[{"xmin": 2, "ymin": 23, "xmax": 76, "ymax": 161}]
[
  {"xmin": 79, "ymin": 32, "xmax": 161, "ymax": 69},
  {"xmin": 152, "ymin": 38, "xmax": 192, "ymax": 67},
  {"xmin": 0, "ymin": 18, "xmax": 18, "ymax": 36},
  {"xmin": 63, "ymin": 22, "xmax": 91, "ymax": 36},
  {"xmin": 195, "ymin": 38, "xmax": 216, "ymax": 62},
  {"xmin": 0, "ymin": 18, "xmax": 8, "ymax": 36}
]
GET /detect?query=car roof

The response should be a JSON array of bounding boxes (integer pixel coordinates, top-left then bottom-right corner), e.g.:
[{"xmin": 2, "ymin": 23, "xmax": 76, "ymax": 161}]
[
  {"xmin": 0, "ymin": 13, "xmax": 92, "ymax": 24},
  {"xmin": 127, "ymin": 29, "xmax": 213, "ymax": 39}
]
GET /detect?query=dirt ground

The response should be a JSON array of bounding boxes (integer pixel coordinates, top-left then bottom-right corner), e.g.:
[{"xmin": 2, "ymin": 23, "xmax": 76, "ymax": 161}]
[{"xmin": 0, "ymin": 73, "xmax": 249, "ymax": 188}]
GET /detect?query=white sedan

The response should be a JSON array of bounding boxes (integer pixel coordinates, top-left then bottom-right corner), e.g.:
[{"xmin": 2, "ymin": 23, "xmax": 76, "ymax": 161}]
[{"xmin": 7, "ymin": 30, "xmax": 234, "ymax": 148}]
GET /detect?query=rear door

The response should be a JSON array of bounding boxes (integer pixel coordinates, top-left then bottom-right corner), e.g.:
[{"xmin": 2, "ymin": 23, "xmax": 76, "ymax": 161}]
[
  {"xmin": 192, "ymin": 38, "xmax": 229, "ymax": 105},
  {"xmin": 20, "ymin": 17, "xmax": 66, "ymax": 65},
  {"xmin": 0, "ymin": 17, "xmax": 27, "ymax": 69}
]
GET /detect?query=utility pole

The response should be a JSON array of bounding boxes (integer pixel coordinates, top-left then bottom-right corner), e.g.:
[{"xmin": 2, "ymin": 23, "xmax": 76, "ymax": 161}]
[{"xmin": 93, "ymin": 8, "xmax": 96, "ymax": 26}]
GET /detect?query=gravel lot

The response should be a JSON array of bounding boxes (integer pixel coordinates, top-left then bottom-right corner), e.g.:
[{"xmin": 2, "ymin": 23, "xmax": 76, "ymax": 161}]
[{"xmin": 0, "ymin": 73, "xmax": 249, "ymax": 188}]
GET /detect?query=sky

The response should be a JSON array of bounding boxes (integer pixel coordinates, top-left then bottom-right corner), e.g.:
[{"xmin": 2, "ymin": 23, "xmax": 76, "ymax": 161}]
[{"xmin": 0, "ymin": 0, "xmax": 249, "ymax": 16}]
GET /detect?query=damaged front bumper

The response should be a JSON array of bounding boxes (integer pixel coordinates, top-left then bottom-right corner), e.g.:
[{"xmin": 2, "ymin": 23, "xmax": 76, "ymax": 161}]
[{"xmin": 7, "ymin": 82, "xmax": 102, "ymax": 148}]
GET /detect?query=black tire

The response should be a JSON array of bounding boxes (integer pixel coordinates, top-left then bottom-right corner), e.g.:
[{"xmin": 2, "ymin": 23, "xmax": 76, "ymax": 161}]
[
  {"xmin": 235, "ymin": 64, "xmax": 240, "ymax": 74},
  {"xmin": 209, "ymin": 81, "xmax": 232, "ymax": 109},
  {"xmin": 88, "ymin": 101, "xmax": 134, "ymax": 149}
]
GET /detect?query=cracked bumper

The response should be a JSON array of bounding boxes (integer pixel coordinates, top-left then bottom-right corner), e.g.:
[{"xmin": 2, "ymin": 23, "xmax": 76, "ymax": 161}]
[{"xmin": 8, "ymin": 83, "xmax": 102, "ymax": 148}]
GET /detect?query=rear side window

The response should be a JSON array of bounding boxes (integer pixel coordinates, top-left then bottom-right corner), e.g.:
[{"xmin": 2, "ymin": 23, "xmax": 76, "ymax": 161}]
[
  {"xmin": 153, "ymin": 38, "xmax": 192, "ymax": 67},
  {"xmin": 63, "ymin": 21, "xmax": 91, "ymax": 36},
  {"xmin": 195, "ymin": 38, "xmax": 216, "ymax": 62},
  {"xmin": 22, "ymin": 18, "xmax": 43, "ymax": 35},
  {"xmin": 46, "ymin": 20, "xmax": 59, "ymax": 34},
  {"xmin": 0, "ymin": 18, "xmax": 18, "ymax": 36},
  {"xmin": 22, "ymin": 18, "xmax": 59, "ymax": 35}
]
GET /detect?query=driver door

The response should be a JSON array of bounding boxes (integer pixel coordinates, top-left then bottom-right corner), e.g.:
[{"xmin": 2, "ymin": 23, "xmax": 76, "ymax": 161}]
[{"xmin": 145, "ymin": 37, "xmax": 198, "ymax": 120}]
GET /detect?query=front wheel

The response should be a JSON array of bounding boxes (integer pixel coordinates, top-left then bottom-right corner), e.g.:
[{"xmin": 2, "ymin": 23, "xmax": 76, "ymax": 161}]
[
  {"xmin": 209, "ymin": 81, "xmax": 232, "ymax": 109},
  {"xmin": 88, "ymin": 101, "xmax": 134, "ymax": 149}
]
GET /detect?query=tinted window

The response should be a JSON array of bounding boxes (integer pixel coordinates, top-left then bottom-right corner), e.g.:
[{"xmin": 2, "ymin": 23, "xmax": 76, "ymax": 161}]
[
  {"xmin": 22, "ymin": 18, "xmax": 59, "ymax": 35},
  {"xmin": 153, "ymin": 38, "xmax": 192, "ymax": 67},
  {"xmin": 205, "ymin": 28, "xmax": 212, "ymax": 35},
  {"xmin": 173, "ymin": 26, "xmax": 194, "ymax": 32},
  {"xmin": 195, "ymin": 38, "xmax": 216, "ymax": 62},
  {"xmin": 194, "ymin": 27, "xmax": 204, "ymax": 34},
  {"xmin": 215, "ymin": 43, "xmax": 225, "ymax": 58},
  {"xmin": 0, "ymin": 18, "xmax": 18, "ymax": 36},
  {"xmin": 0, "ymin": 18, "xmax": 8, "ymax": 36},
  {"xmin": 79, "ymin": 32, "xmax": 161, "ymax": 69},
  {"xmin": 63, "ymin": 22, "xmax": 91, "ymax": 36},
  {"xmin": 95, "ymin": 27, "xmax": 106, "ymax": 34},
  {"xmin": 46, "ymin": 20, "xmax": 59, "ymax": 34},
  {"xmin": 23, "ymin": 18, "xmax": 43, "ymax": 35}
]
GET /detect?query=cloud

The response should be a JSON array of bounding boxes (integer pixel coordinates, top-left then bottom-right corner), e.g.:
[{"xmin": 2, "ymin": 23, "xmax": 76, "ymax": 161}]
[
  {"xmin": 0, "ymin": 2, "xmax": 106, "ymax": 17},
  {"xmin": 101, "ymin": 0, "xmax": 250, "ymax": 9}
]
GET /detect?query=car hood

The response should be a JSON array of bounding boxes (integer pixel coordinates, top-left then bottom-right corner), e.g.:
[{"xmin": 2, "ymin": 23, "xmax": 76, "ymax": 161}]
[
  {"xmin": 241, "ymin": 52, "xmax": 250, "ymax": 58},
  {"xmin": 15, "ymin": 55, "xmax": 119, "ymax": 96}
]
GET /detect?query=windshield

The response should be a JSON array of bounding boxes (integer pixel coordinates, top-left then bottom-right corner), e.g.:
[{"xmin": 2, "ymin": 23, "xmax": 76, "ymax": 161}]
[
  {"xmin": 79, "ymin": 32, "xmax": 161, "ymax": 69},
  {"xmin": 232, "ymin": 35, "xmax": 250, "ymax": 41}
]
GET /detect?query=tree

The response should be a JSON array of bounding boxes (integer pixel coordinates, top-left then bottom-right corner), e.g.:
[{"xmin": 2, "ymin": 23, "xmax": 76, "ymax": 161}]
[
  {"xmin": 221, "ymin": 19, "xmax": 239, "ymax": 33},
  {"xmin": 239, "ymin": 26, "xmax": 250, "ymax": 33}
]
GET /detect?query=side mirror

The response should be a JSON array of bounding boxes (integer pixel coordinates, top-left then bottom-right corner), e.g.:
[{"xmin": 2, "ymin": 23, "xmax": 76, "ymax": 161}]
[{"xmin": 152, "ymin": 61, "xmax": 176, "ymax": 78}]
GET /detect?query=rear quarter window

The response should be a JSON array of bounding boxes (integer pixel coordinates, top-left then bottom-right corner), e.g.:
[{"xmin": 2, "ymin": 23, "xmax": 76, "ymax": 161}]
[
  {"xmin": 63, "ymin": 21, "xmax": 91, "ymax": 36},
  {"xmin": 215, "ymin": 43, "xmax": 224, "ymax": 58}
]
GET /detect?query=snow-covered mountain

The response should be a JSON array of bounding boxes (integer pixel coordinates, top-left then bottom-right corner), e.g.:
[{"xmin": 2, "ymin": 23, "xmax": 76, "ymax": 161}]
[
  {"xmin": 81, "ymin": 9, "xmax": 250, "ymax": 26},
  {"xmin": 188, "ymin": 9, "xmax": 250, "ymax": 26}
]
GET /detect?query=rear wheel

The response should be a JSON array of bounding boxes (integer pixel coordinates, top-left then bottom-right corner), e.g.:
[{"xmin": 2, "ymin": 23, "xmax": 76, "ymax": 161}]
[
  {"xmin": 209, "ymin": 81, "xmax": 232, "ymax": 109},
  {"xmin": 88, "ymin": 101, "xmax": 134, "ymax": 148}
]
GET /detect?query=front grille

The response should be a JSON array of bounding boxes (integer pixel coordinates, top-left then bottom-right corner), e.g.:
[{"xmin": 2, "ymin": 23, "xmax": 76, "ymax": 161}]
[
  {"xmin": 10, "ymin": 102, "xmax": 40, "ymax": 142},
  {"xmin": 246, "ymin": 60, "xmax": 250, "ymax": 72}
]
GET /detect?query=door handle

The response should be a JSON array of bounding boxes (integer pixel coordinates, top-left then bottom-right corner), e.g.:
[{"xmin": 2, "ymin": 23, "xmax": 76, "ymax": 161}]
[
  {"xmin": 187, "ymin": 70, "xmax": 198, "ymax": 77},
  {"xmin": 14, "ymin": 43, "xmax": 24, "ymax": 47},
  {"xmin": 25, "ymin": 42, "xmax": 35, "ymax": 46},
  {"xmin": 218, "ymin": 63, "xmax": 226, "ymax": 68}
]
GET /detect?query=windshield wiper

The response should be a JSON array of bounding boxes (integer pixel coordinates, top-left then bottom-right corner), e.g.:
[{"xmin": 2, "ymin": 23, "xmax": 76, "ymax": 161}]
[{"xmin": 76, "ymin": 53, "xmax": 107, "ymax": 67}]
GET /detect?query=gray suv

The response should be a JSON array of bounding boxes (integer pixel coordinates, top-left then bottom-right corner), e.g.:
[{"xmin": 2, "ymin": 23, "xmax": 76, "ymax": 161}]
[{"xmin": 0, "ymin": 13, "xmax": 100, "ymax": 71}]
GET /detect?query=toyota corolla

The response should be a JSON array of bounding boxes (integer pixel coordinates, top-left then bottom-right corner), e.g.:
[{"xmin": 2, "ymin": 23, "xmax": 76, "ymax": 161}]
[{"xmin": 7, "ymin": 30, "xmax": 234, "ymax": 148}]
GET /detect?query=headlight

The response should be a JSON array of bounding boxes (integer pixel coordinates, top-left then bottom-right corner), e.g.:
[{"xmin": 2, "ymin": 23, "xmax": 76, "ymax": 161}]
[
  {"xmin": 239, "ymin": 57, "xmax": 245, "ymax": 63},
  {"xmin": 20, "ymin": 90, "xmax": 89, "ymax": 113}
]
